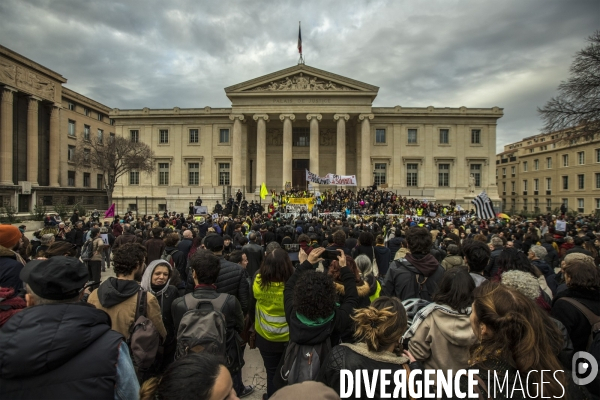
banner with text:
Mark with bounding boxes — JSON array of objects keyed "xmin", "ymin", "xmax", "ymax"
[{"xmin": 305, "ymin": 170, "xmax": 357, "ymax": 186}]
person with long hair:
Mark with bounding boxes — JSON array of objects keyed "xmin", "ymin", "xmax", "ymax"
[
  {"xmin": 318, "ymin": 296, "xmax": 421, "ymax": 399},
  {"xmin": 451, "ymin": 281, "xmax": 586, "ymax": 400},
  {"xmin": 404, "ymin": 268, "xmax": 476, "ymax": 386},
  {"xmin": 249, "ymin": 248, "xmax": 295, "ymax": 399},
  {"xmin": 139, "ymin": 353, "xmax": 239, "ymax": 400}
]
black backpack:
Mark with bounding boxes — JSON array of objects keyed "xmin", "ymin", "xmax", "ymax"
[
  {"xmin": 280, "ymin": 339, "xmax": 331, "ymax": 385},
  {"xmin": 395, "ymin": 259, "xmax": 434, "ymax": 301}
]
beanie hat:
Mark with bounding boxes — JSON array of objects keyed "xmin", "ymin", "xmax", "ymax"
[{"xmin": 0, "ymin": 225, "xmax": 22, "ymax": 249}]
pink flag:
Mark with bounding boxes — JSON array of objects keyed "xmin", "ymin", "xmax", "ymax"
[{"xmin": 104, "ymin": 203, "xmax": 115, "ymax": 218}]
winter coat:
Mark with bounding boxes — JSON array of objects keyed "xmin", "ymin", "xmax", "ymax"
[
  {"xmin": 145, "ymin": 237, "xmax": 166, "ymax": 264},
  {"xmin": 113, "ymin": 232, "xmax": 141, "ymax": 250},
  {"xmin": 373, "ymin": 245, "xmax": 392, "ymax": 277},
  {"xmin": 88, "ymin": 277, "xmax": 167, "ymax": 340},
  {"xmin": 0, "ymin": 246, "xmax": 23, "ymax": 292},
  {"xmin": 485, "ymin": 246, "xmax": 504, "ymax": 278},
  {"xmin": 0, "ymin": 287, "xmax": 26, "ymax": 328},
  {"xmin": 408, "ymin": 308, "xmax": 476, "ymax": 384},
  {"xmin": 0, "ymin": 302, "xmax": 123, "ymax": 399},
  {"xmin": 351, "ymin": 245, "xmax": 375, "ymax": 262},
  {"xmin": 530, "ymin": 258, "xmax": 558, "ymax": 295},
  {"xmin": 382, "ymin": 254, "xmax": 444, "ymax": 301},
  {"xmin": 441, "ymin": 254, "xmax": 465, "ymax": 270},
  {"xmin": 177, "ymin": 238, "xmax": 194, "ymax": 259},
  {"xmin": 164, "ymin": 246, "xmax": 187, "ymax": 284},
  {"xmin": 541, "ymin": 242, "xmax": 560, "ymax": 270},
  {"xmin": 318, "ymin": 342, "xmax": 423, "ymax": 400},
  {"xmin": 552, "ymin": 287, "xmax": 600, "ymax": 353},
  {"xmin": 242, "ymin": 241, "xmax": 264, "ymax": 279},
  {"xmin": 386, "ymin": 236, "xmax": 404, "ymax": 258}
]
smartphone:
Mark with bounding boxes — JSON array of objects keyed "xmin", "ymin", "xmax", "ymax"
[{"xmin": 321, "ymin": 250, "xmax": 340, "ymax": 260}]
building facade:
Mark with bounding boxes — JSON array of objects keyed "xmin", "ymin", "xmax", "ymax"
[
  {"xmin": 496, "ymin": 129, "xmax": 600, "ymax": 216},
  {"xmin": 110, "ymin": 64, "xmax": 503, "ymax": 214},
  {"xmin": 0, "ymin": 44, "xmax": 110, "ymax": 213}
]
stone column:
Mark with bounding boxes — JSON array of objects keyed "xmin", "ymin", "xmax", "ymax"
[
  {"xmin": 0, "ymin": 86, "xmax": 17, "ymax": 185},
  {"xmin": 229, "ymin": 114, "xmax": 245, "ymax": 189},
  {"xmin": 279, "ymin": 114, "xmax": 295, "ymax": 187},
  {"xmin": 49, "ymin": 104, "xmax": 61, "ymax": 187},
  {"xmin": 358, "ymin": 114, "xmax": 374, "ymax": 187},
  {"xmin": 253, "ymin": 114, "xmax": 269, "ymax": 193},
  {"xmin": 334, "ymin": 114, "xmax": 349, "ymax": 176},
  {"xmin": 306, "ymin": 114, "xmax": 321, "ymax": 175},
  {"xmin": 27, "ymin": 96, "xmax": 41, "ymax": 185}
]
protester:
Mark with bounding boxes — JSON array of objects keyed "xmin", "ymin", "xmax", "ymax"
[
  {"xmin": 461, "ymin": 239, "xmax": 490, "ymax": 287},
  {"xmin": 354, "ymin": 254, "xmax": 381, "ymax": 303},
  {"xmin": 0, "ymin": 225, "xmax": 24, "ymax": 291}
]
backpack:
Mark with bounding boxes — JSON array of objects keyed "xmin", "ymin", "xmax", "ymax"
[
  {"xmin": 395, "ymin": 259, "xmax": 433, "ymax": 301},
  {"xmin": 175, "ymin": 293, "xmax": 228, "ymax": 360},
  {"xmin": 280, "ymin": 339, "xmax": 331, "ymax": 385},
  {"xmin": 161, "ymin": 248, "xmax": 179, "ymax": 267},
  {"xmin": 80, "ymin": 239, "xmax": 94, "ymax": 262},
  {"xmin": 128, "ymin": 290, "xmax": 161, "ymax": 373}
]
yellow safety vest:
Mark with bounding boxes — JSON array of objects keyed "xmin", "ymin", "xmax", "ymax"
[
  {"xmin": 417, "ymin": 208, "xmax": 423, "ymax": 216},
  {"xmin": 369, "ymin": 281, "xmax": 381, "ymax": 303},
  {"xmin": 253, "ymin": 275, "xmax": 289, "ymax": 342}
]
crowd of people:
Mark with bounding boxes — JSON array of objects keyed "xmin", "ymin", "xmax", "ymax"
[{"xmin": 0, "ymin": 187, "xmax": 599, "ymax": 399}]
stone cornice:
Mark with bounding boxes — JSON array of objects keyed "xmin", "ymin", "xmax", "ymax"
[
  {"xmin": 0, "ymin": 44, "xmax": 67, "ymax": 83},
  {"xmin": 306, "ymin": 114, "xmax": 322, "ymax": 121},
  {"xmin": 62, "ymin": 87, "xmax": 112, "ymax": 113}
]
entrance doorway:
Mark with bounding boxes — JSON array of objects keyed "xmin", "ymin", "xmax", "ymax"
[
  {"xmin": 292, "ymin": 159, "xmax": 309, "ymax": 189},
  {"xmin": 18, "ymin": 195, "xmax": 30, "ymax": 213}
]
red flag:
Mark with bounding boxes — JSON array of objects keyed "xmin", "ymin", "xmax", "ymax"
[
  {"xmin": 298, "ymin": 22, "xmax": 302, "ymax": 54},
  {"xmin": 104, "ymin": 203, "xmax": 115, "ymax": 218}
]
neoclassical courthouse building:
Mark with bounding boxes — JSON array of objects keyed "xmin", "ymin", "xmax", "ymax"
[{"xmin": 1, "ymin": 44, "xmax": 503, "ymax": 214}]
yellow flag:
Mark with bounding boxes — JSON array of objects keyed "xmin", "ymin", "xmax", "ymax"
[{"xmin": 260, "ymin": 182, "xmax": 268, "ymax": 199}]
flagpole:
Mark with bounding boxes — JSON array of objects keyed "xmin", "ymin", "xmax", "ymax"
[{"xmin": 298, "ymin": 21, "xmax": 305, "ymax": 65}]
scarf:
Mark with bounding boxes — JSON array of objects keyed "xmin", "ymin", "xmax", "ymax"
[
  {"xmin": 140, "ymin": 259, "xmax": 173, "ymax": 298},
  {"xmin": 402, "ymin": 302, "xmax": 471, "ymax": 341}
]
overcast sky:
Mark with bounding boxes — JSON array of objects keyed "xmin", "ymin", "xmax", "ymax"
[{"xmin": 0, "ymin": 0, "xmax": 597, "ymax": 152}]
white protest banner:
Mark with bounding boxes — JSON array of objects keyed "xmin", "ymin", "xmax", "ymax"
[
  {"xmin": 325, "ymin": 173, "xmax": 357, "ymax": 186},
  {"xmin": 305, "ymin": 169, "xmax": 331, "ymax": 185}
]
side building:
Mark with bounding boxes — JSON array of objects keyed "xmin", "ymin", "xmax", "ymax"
[
  {"xmin": 496, "ymin": 128, "xmax": 600, "ymax": 216},
  {"xmin": 0, "ymin": 44, "xmax": 110, "ymax": 214}
]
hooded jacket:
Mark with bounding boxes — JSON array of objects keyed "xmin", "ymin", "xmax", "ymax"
[
  {"xmin": 88, "ymin": 277, "xmax": 167, "ymax": 340},
  {"xmin": 552, "ymin": 286, "xmax": 600, "ymax": 353},
  {"xmin": 0, "ymin": 245, "xmax": 23, "ymax": 292},
  {"xmin": 441, "ymin": 254, "xmax": 464, "ymax": 270},
  {"xmin": 382, "ymin": 253, "xmax": 444, "ymax": 301},
  {"xmin": 373, "ymin": 245, "xmax": 392, "ymax": 277},
  {"xmin": 0, "ymin": 302, "xmax": 124, "ymax": 399}
]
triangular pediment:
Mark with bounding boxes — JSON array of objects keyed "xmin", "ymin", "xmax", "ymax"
[{"xmin": 224, "ymin": 64, "xmax": 379, "ymax": 94}]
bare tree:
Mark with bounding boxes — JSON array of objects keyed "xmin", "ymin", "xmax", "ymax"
[
  {"xmin": 538, "ymin": 31, "xmax": 600, "ymax": 137},
  {"xmin": 73, "ymin": 136, "xmax": 154, "ymax": 206}
]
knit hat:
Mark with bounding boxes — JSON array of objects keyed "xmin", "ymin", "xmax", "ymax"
[{"xmin": 0, "ymin": 225, "xmax": 22, "ymax": 249}]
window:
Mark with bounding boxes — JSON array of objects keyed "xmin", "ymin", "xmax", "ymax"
[
  {"xmin": 188, "ymin": 163, "xmax": 199, "ymax": 185},
  {"xmin": 130, "ymin": 170, "xmax": 139, "ymax": 185},
  {"xmin": 534, "ymin": 159, "xmax": 539, "ymax": 170},
  {"xmin": 562, "ymin": 176, "xmax": 569, "ymax": 190},
  {"xmin": 534, "ymin": 178, "xmax": 539, "ymax": 191},
  {"xmin": 438, "ymin": 163, "xmax": 449, "ymax": 187},
  {"xmin": 84, "ymin": 125, "xmax": 90, "ymax": 141},
  {"xmin": 97, "ymin": 113, "xmax": 103, "ymax": 122},
  {"xmin": 596, "ymin": 173, "xmax": 600, "ymax": 189},
  {"xmin": 373, "ymin": 163, "xmax": 386, "ymax": 185},
  {"xmin": 578, "ymin": 151, "xmax": 585, "ymax": 165},
  {"xmin": 110, "ymin": 119, "xmax": 115, "ymax": 126},
  {"xmin": 407, "ymin": 164, "xmax": 418, "ymax": 186},
  {"xmin": 596, "ymin": 149, "xmax": 600, "ymax": 163},
  {"xmin": 470, "ymin": 164, "xmax": 482, "ymax": 187},
  {"xmin": 562, "ymin": 154, "xmax": 568, "ymax": 167},
  {"xmin": 546, "ymin": 178, "xmax": 552, "ymax": 191},
  {"xmin": 547, "ymin": 198, "xmax": 552, "ymax": 211},
  {"xmin": 68, "ymin": 171, "xmax": 75, "ymax": 187},
  {"xmin": 109, "ymin": 133, "xmax": 115, "ymax": 144},
  {"xmin": 83, "ymin": 149, "xmax": 90, "ymax": 164},
  {"xmin": 523, "ymin": 199, "xmax": 528, "ymax": 211},
  {"xmin": 523, "ymin": 180, "xmax": 528, "ymax": 192},
  {"xmin": 578, "ymin": 199, "xmax": 584, "ymax": 213},
  {"xmin": 439, "ymin": 129, "xmax": 449, "ymax": 144},
  {"xmin": 534, "ymin": 198, "xmax": 539, "ymax": 212},
  {"xmin": 471, "ymin": 129, "xmax": 481, "ymax": 144},
  {"xmin": 563, "ymin": 198, "xmax": 569, "ymax": 209},
  {"xmin": 218, "ymin": 163, "xmax": 230, "ymax": 185},
  {"xmin": 189, "ymin": 129, "xmax": 199, "ymax": 144},
  {"xmin": 219, "ymin": 129, "xmax": 230, "ymax": 144},
  {"xmin": 68, "ymin": 145, "xmax": 75, "ymax": 161},
  {"xmin": 511, "ymin": 166, "xmax": 515, "ymax": 175},
  {"xmin": 375, "ymin": 129, "xmax": 386, "ymax": 144},
  {"xmin": 502, "ymin": 182, "xmax": 506, "ymax": 193},
  {"xmin": 407, "ymin": 129, "xmax": 417, "ymax": 144},
  {"xmin": 68, "ymin": 102, "xmax": 75, "ymax": 111},
  {"xmin": 84, "ymin": 108, "xmax": 90, "ymax": 117},
  {"xmin": 159, "ymin": 129, "xmax": 169, "ymax": 144},
  {"xmin": 578, "ymin": 174, "xmax": 585, "ymax": 189},
  {"xmin": 523, "ymin": 161, "xmax": 528, "ymax": 172},
  {"xmin": 83, "ymin": 173, "xmax": 90, "ymax": 188},
  {"xmin": 547, "ymin": 157, "xmax": 552, "ymax": 169},
  {"xmin": 97, "ymin": 129, "xmax": 103, "ymax": 144},
  {"xmin": 530, "ymin": 148, "xmax": 534, "ymax": 153},
  {"xmin": 511, "ymin": 181, "xmax": 516, "ymax": 192},
  {"xmin": 502, "ymin": 168, "xmax": 506, "ymax": 177},
  {"xmin": 130, "ymin": 130, "xmax": 139, "ymax": 143},
  {"xmin": 292, "ymin": 127, "xmax": 310, "ymax": 147},
  {"xmin": 158, "ymin": 163, "xmax": 169, "ymax": 185},
  {"xmin": 68, "ymin": 120, "xmax": 76, "ymax": 136},
  {"xmin": 97, "ymin": 174, "xmax": 103, "ymax": 189}
]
